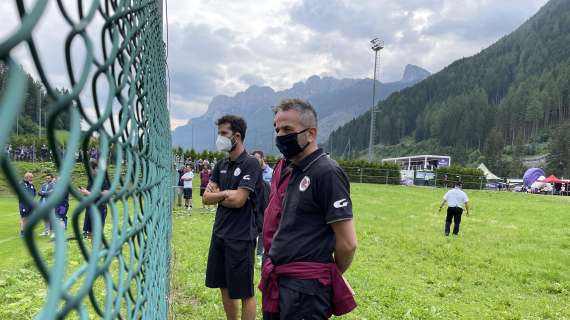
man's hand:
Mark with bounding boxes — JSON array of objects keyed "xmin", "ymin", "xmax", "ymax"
[
  {"xmin": 220, "ymin": 188, "xmax": 251, "ymax": 209},
  {"xmin": 79, "ymin": 187, "xmax": 90, "ymax": 196},
  {"xmin": 203, "ymin": 182, "xmax": 225, "ymax": 205},
  {"xmin": 331, "ymin": 219, "xmax": 357, "ymax": 274},
  {"xmin": 205, "ymin": 181, "xmax": 219, "ymax": 193},
  {"xmin": 439, "ymin": 200, "xmax": 446, "ymax": 213}
]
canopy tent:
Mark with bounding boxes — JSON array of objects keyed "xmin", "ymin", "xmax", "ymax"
[
  {"xmin": 523, "ymin": 168, "xmax": 545, "ymax": 187},
  {"xmin": 477, "ymin": 163, "xmax": 502, "ymax": 182},
  {"xmin": 539, "ymin": 175, "xmax": 570, "ymax": 184}
]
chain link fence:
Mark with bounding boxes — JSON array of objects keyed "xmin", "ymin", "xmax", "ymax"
[
  {"xmin": 342, "ymin": 167, "xmax": 401, "ymax": 185},
  {"xmin": 266, "ymin": 161, "xmax": 493, "ymax": 189},
  {"xmin": 0, "ymin": 0, "xmax": 171, "ymax": 319},
  {"xmin": 341, "ymin": 167, "xmax": 491, "ymax": 190}
]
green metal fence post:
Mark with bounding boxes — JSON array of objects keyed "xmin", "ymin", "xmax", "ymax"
[{"xmin": 0, "ymin": 0, "xmax": 171, "ymax": 318}]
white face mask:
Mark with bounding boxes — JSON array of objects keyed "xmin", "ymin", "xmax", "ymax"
[{"xmin": 216, "ymin": 135, "xmax": 233, "ymax": 152}]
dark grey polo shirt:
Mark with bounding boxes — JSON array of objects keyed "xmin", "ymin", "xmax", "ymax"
[
  {"xmin": 269, "ymin": 148, "xmax": 353, "ymax": 265},
  {"xmin": 211, "ymin": 150, "xmax": 261, "ymax": 241}
]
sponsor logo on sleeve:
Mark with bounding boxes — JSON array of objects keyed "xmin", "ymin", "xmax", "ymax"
[{"xmin": 333, "ymin": 198, "xmax": 349, "ymax": 209}]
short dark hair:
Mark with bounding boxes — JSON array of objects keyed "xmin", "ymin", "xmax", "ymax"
[
  {"xmin": 273, "ymin": 99, "xmax": 318, "ymax": 127},
  {"xmin": 252, "ymin": 150, "xmax": 264, "ymax": 159},
  {"xmin": 215, "ymin": 115, "xmax": 247, "ymax": 141},
  {"xmin": 46, "ymin": 173, "xmax": 54, "ymax": 178}
]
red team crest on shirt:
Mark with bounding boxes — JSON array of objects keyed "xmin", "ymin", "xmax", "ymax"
[{"xmin": 299, "ymin": 176, "xmax": 311, "ymax": 192}]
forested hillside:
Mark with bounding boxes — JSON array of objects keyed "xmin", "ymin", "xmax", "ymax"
[
  {"xmin": 328, "ymin": 0, "xmax": 570, "ymax": 177},
  {"xmin": 0, "ymin": 62, "xmax": 70, "ymax": 134}
]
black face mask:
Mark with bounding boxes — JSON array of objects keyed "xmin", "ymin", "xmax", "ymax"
[{"xmin": 275, "ymin": 128, "xmax": 310, "ymax": 159}]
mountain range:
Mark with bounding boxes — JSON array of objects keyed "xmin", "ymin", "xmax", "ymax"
[{"xmin": 172, "ymin": 64, "xmax": 431, "ymax": 152}]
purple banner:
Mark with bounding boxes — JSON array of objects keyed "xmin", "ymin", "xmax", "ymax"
[{"xmin": 437, "ymin": 158, "xmax": 450, "ymax": 167}]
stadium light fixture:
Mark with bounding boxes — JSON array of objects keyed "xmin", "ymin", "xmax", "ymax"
[{"xmin": 368, "ymin": 38, "xmax": 384, "ymax": 162}]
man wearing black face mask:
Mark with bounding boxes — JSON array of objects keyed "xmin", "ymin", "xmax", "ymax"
[
  {"xmin": 203, "ymin": 114, "xmax": 262, "ymax": 320},
  {"xmin": 259, "ymin": 99, "xmax": 357, "ymax": 319}
]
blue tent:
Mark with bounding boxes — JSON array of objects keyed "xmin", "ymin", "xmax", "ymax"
[{"xmin": 523, "ymin": 168, "xmax": 545, "ymax": 187}]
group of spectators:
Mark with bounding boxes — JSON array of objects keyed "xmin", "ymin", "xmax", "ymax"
[
  {"xmin": 5, "ymin": 144, "xmax": 52, "ymax": 161},
  {"xmin": 173, "ymin": 155, "xmax": 217, "ymax": 171},
  {"xmin": 17, "ymin": 172, "xmax": 69, "ymax": 238},
  {"xmin": 522, "ymin": 182, "xmax": 569, "ymax": 195},
  {"xmin": 17, "ymin": 159, "xmax": 108, "ymax": 240},
  {"xmin": 195, "ymin": 99, "xmax": 357, "ymax": 320},
  {"xmin": 174, "ymin": 156, "xmax": 212, "ymax": 210},
  {"xmin": 5, "ymin": 144, "xmax": 100, "ymax": 163},
  {"xmin": 13, "ymin": 99, "xmax": 360, "ymax": 319},
  {"xmin": 11, "ymin": 98, "xmax": 474, "ymax": 319}
]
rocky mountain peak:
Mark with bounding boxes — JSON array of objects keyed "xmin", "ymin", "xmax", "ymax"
[{"xmin": 401, "ymin": 64, "xmax": 431, "ymax": 83}]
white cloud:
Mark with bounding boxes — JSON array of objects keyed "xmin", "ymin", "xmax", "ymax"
[
  {"xmin": 169, "ymin": 93, "xmax": 209, "ymax": 126},
  {"xmin": 1, "ymin": 0, "xmax": 549, "ymax": 130}
]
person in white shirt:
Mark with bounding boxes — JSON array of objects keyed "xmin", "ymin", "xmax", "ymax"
[
  {"xmin": 438, "ymin": 181, "xmax": 470, "ymax": 236},
  {"xmin": 181, "ymin": 166, "xmax": 194, "ymax": 211}
]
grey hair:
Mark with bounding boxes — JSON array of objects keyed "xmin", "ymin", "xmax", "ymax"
[{"xmin": 272, "ymin": 99, "xmax": 318, "ymax": 128}]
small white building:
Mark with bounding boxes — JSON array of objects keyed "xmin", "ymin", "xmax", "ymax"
[{"xmin": 382, "ymin": 155, "xmax": 451, "ymax": 171}]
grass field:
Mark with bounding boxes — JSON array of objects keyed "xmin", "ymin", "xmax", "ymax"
[{"xmin": 1, "ymin": 183, "xmax": 569, "ymax": 319}]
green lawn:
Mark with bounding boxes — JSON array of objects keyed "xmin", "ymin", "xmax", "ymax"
[
  {"xmin": 170, "ymin": 184, "xmax": 570, "ymax": 319},
  {"xmin": 1, "ymin": 184, "xmax": 570, "ymax": 319}
]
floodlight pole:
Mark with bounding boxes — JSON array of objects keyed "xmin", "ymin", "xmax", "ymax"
[
  {"xmin": 368, "ymin": 38, "xmax": 384, "ymax": 162},
  {"xmin": 38, "ymin": 88, "xmax": 42, "ymax": 139}
]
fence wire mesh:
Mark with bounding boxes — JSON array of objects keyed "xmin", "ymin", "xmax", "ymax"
[{"xmin": 0, "ymin": 0, "xmax": 171, "ymax": 319}]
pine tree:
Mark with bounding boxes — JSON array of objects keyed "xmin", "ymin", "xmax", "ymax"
[{"xmin": 546, "ymin": 122, "xmax": 570, "ymax": 177}]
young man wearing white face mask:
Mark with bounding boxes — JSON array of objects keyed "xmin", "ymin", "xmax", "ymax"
[{"xmin": 203, "ymin": 114, "xmax": 262, "ymax": 320}]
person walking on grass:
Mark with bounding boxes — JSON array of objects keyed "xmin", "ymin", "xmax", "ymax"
[
  {"xmin": 203, "ymin": 115, "xmax": 262, "ymax": 320},
  {"xmin": 18, "ymin": 172, "xmax": 36, "ymax": 238},
  {"xmin": 38, "ymin": 173, "xmax": 56, "ymax": 236},
  {"xmin": 181, "ymin": 165, "xmax": 194, "ymax": 211},
  {"xmin": 439, "ymin": 181, "xmax": 470, "ymax": 236},
  {"xmin": 260, "ymin": 99, "xmax": 357, "ymax": 320}
]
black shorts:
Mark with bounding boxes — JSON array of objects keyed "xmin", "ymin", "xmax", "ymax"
[
  {"xmin": 263, "ymin": 277, "xmax": 332, "ymax": 320},
  {"xmin": 183, "ymin": 188, "xmax": 192, "ymax": 199},
  {"xmin": 200, "ymin": 188, "xmax": 206, "ymax": 196},
  {"xmin": 205, "ymin": 235, "xmax": 255, "ymax": 299}
]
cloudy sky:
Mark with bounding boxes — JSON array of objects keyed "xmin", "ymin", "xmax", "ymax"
[{"xmin": 1, "ymin": 0, "xmax": 549, "ymax": 129}]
